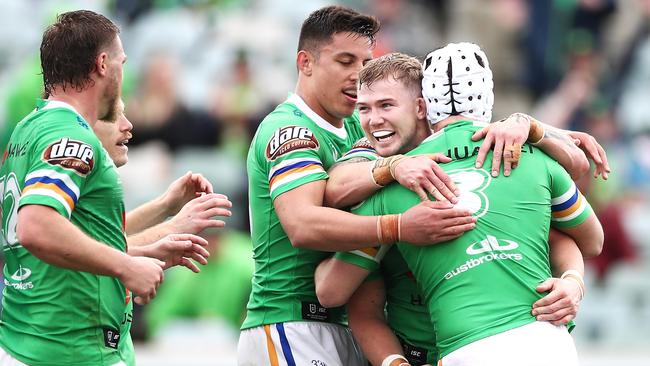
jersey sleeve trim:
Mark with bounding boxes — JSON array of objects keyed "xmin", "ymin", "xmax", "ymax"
[
  {"xmin": 551, "ymin": 181, "xmax": 587, "ymax": 222},
  {"xmin": 337, "ymin": 148, "xmax": 380, "ymax": 163},
  {"xmin": 20, "ymin": 169, "xmax": 81, "ymax": 217},
  {"xmin": 268, "ymin": 158, "xmax": 325, "ymax": 195},
  {"xmin": 334, "ymin": 245, "xmax": 391, "ymax": 271}
]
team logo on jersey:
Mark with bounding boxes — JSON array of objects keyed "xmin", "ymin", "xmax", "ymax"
[
  {"xmin": 444, "ymin": 235, "xmax": 522, "ymax": 280},
  {"xmin": 10, "ymin": 266, "xmax": 32, "ymax": 281},
  {"xmin": 42, "ymin": 138, "xmax": 94, "ymax": 175},
  {"xmin": 266, "ymin": 126, "xmax": 319, "ymax": 160},
  {"xmin": 4, "ymin": 266, "xmax": 34, "ymax": 290}
]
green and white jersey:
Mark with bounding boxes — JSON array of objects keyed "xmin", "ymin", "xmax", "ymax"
[
  {"xmin": 334, "ymin": 147, "xmax": 437, "ymax": 365},
  {"xmin": 243, "ymin": 94, "xmax": 365, "ymax": 329},
  {"xmin": 0, "ymin": 100, "xmax": 127, "ymax": 365},
  {"xmin": 351, "ymin": 120, "xmax": 593, "ymax": 358}
]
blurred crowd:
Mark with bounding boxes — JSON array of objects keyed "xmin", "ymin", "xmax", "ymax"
[{"xmin": 0, "ymin": 0, "xmax": 649, "ymax": 353}]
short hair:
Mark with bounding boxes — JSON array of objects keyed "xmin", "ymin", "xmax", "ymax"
[
  {"xmin": 298, "ymin": 5, "xmax": 380, "ymax": 55},
  {"xmin": 359, "ymin": 52, "xmax": 423, "ymax": 94},
  {"xmin": 41, "ymin": 10, "xmax": 120, "ymax": 96}
]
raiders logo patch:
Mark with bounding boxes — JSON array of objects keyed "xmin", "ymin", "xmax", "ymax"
[
  {"xmin": 351, "ymin": 137, "xmax": 374, "ymax": 150},
  {"xmin": 43, "ymin": 138, "xmax": 94, "ymax": 175},
  {"xmin": 266, "ymin": 126, "xmax": 319, "ymax": 160}
]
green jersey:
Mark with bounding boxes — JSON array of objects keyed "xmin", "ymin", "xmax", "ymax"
[
  {"xmin": 243, "ymin": 94, "xmax": 365, "ymax": 329},
  {"xmin": 0, "ymin": 100, "xmax": 128, "ymax": 365},
  {"xmin": 352, "ymin": 120, "xmax": 593, "ymax": 357},
  {"xmin": 335, "ymin": 143, "xmax": 437, "ymax": 365}
]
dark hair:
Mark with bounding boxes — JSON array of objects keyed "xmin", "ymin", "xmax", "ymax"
[
  {"xmin": 359, "ymin": 52, "xmax": 423, "ymax": 94},
  {"xmin": 298, "ymin": 5, "xmax": 380, "ymax": 55},
  {"xmin": 41, "ymin": 10, "xmax": 120, "ymax": 96}
]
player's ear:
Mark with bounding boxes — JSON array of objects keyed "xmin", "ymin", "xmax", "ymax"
[
  {"xmin": 297, "ymin": 50, "xmax": 314, "ymax": 76},
  {"xmin": 95, "ymin": 52, "xmax": 109, "ymax": 77},
  {"xmin": 415, "ymin": 97, "xmax": 427, "ymax": 120}
]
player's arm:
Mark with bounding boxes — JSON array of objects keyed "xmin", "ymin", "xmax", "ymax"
[
  {"xmin": 532, "ymin": 229, "xmax": 586, "ymax": 325},
  {"xmin": 274, "ymin": 180, "xmax": 475, "ymax": 251},
  {"xmin": 18, "ymin": 205, "xmax": 164, "ymax": 304},
  {"xmin": 549, "ymin": 166, "xmax": 604, "ymax": 258},
  {"xmin": 472, "ymin": 113, "xmax": 608, "ymax": 180},
  {"xmin": 348, "ymin": 278, "xmax": 410, "ymax": 366},
  {"xmin": 127, "ymin": 193, "xmax": 232, "ymax": 246},
  {"xmin": 325, "ymin": 154, "xmax": 457, "ymax": 208},
  {"xmin": 315, "ymin": 258, "xmax": 372, "ymax": 308},
  {"xmin": 126, "ymin": 171, "xmax": 214, "ymax": 235}
]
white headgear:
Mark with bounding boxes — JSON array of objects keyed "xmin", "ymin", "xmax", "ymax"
[{"xmin": 421, "ymin": 42, "xmax": 494, "ymax": 125}]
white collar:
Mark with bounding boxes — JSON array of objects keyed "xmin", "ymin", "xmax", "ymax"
[
  {"xmin": 287, "ymin": 93, "xmax": 348, "ymax": 139},
  {"xmin": 40, "ymin": 100, "xmax": 81, "ymax": 116}
]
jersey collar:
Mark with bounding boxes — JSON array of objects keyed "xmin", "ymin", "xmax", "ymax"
[
  {"xmin": 39, "ymin": 99, "xmax": 81, "ymax": 115},
  {"xmin": 287, "ymin": 93, "xmax": 348, "ymax": 139}
]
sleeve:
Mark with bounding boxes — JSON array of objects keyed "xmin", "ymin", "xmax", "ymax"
[
  {"xmin": 334, "ymin": 245, "xmax": 392, "ymax": 272},
  {"xmin": 548, "ymin": 161, "xmax": 593, "ymax": 228},
  {"xmin": 261, "ymin": 123, "xmax": 329, "ymax": 200},
  {"xmin": 334, "ymin": 192, "xmax": 388, "ymax": 271},
  {"xmin": 336, "ymin": 137, "xmax": 380, "ymax": 164},
  {"xmin": 18, "ymin": 118, "xmax": 100, "ymax": 219}
]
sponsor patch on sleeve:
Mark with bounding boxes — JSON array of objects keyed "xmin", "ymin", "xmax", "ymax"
[
  {"xmin": 42, "ymin": 138, "xmax": 94, "ymax": 175},
  {"xmin": 265, "ymin": 125, "xmax": 319, "ymax": 160}
]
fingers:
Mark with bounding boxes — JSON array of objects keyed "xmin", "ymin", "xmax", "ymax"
[
  {"xmin": 438, "ymin": 221, "xmax": 476, "ymax": 238},
  {"xmin": 180, "ymin": 257, "xmax": 201, "ymax": 273},
  {"xmin": 169, "ymin": 234, "xmax": 209, "ymax": 247},
  {"xmin": 471, "ymin": 126, "xmax": 489, "ymax": 142},
  {"xmin": 534, "ymin": 304, "xmax": 577, "ymax": 323},
  {"xmin": 190, "ymin": 173, "xmax": 214, "ymax": 194},
  {"xmin": 186, "ymin": 250, "xmax": 209, "ymax": 265},
  {"xmin": 134, "ymin": 295, "xmax": 148, "ymax": 306},
  {"xmin": 411, "ymin": 183, "xmax": 430, "ymax": 202},
  {"xmin": 535, "ymin": 279, "xmax": 554, "ymax": 294},
  {"xmin": 427, "ymin": 164, "xmax": 458, "ymax": 202},
  {"xmin": 491, "ymin": 137, "xmax": 504, "ymax": 177},
  {"xmin": 425, "ymin": 153, "xmax": 452, "ymax": 164},
  {"xmin": 475, "ymin": 133, "xmax": 493, "ymax": 168}
]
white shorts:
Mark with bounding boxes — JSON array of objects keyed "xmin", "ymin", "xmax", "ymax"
[
  {"xmin": 0, "ymin": 348, "xmax": 27, "ymax": 366},
  {"xmin": 0, "ymin": 347, "xmax": 126, "ymax": 366},
  {"xmin": 439, "ymin": 321, "xmax": 578, "ymax": 366},
  {"xmin": 238, "ymin": 321, "xmax": 366, "ymax": 366}
]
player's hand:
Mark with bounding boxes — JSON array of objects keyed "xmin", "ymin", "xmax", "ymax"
[
  {"xmin": 400, "ymin": 201, "xmax": 476, "ymax": 245},
  {"xmin": 119, "ymin": 256, "xmax": 165, "ymax": 305},
  {"xmin": 472, "ymin": 113, "xmax": 530, "ymax": 177},
  {"xmin": 167, "ymin": 193, "xmax": 232, "ymax": 234},
  {"xmin": 160, "ymin": 171, "xmax": 214, "ymax": 216},
  {"xmin": 142, "ymin": 233, "xmax": 210, "ymax": 273},
  {"xmin": 566, "ymin": 131, "xmax": 610, "ymax": 180},
  {"xmin": 393, "ymin": 154, "xmax": 459, "ymax": 203},
  {"xmin": 531, "ymin": 277, "xmax": 582, "ymax": 325}
]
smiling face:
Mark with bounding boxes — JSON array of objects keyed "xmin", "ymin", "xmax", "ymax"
[
  {"xmin": 301, "ymin": 32, "xmax": 374, "ymax": 125},
  {"xmin": 95, "ymin": 101, "xmax": 133, "ymax": 167},
  {"xmin": 358, "ymin": 76, "xmax": 430, "ymax": 157}
]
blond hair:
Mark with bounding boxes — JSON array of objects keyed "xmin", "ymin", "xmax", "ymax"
[{"xmin": 359, "ymin": 52, "xmax": 422, "ymax": 94}]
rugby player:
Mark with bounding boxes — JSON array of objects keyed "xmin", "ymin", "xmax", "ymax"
[
  {"xmin": 238, "ymin": 6, "xmax": 479, "ymax": 365},
  {"xmin": 94, "ymin": 101, "xmax": 233, "ymax": 366},
  {"xmin": 0, "ymin": 10, "xmax": 166, "ymax": 365},
  {"xmin": 345, "ymin": 43, "xmax": 603, "ymax": 366},
  {"xmin": 316, "ymin": 51, "xmax": 605, "ymax": 365}
]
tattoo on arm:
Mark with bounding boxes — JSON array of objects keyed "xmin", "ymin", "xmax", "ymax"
[
  {"xmin": 545, "ymin": 129, "xmax": 580, "ymax": 150},
  {"xmin": 329, "ymin": 157, "xmax": 372, "ymax": 171}
]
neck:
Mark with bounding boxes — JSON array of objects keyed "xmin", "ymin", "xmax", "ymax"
[
  {"xmin": 48, "ymin": 86, "xmax": 100, "ymax": 127},
  {"xmin": 432, "ymin": 115, "xmax": 469, "ymax": 133},
  {"xmin": 294, "ymin": 79, "xmax": 344, "ymax": 128}
]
